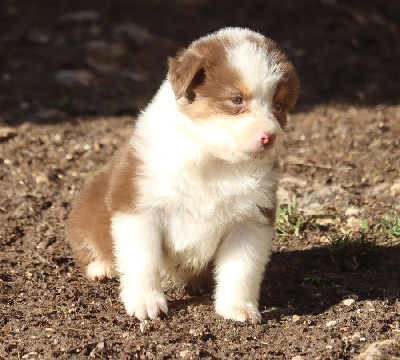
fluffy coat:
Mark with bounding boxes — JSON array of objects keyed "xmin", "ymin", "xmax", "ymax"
[{"xmin": 67, "ymin": 27, "xmax": 299, "ymax": 324}]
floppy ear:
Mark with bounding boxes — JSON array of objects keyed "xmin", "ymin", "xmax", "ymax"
[
  {"xmin": 168, "ymin": 50, "xmax": 206, "ymax": 101},
  {"xmin": 275, "ymin": 67, "xmax": 300, "ymax": 110}
]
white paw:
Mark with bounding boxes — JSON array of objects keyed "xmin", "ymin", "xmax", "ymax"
[
  {"xmin": 216, "ymin": 302, "xmax": 262, "ymax": 324},
  {"xmin": 121, "ymin": 287, "xmax": 168, "ymax": 321},
  {"xmin": 86, "ymin": 261, "xmax": 115, "ymax": 280}
]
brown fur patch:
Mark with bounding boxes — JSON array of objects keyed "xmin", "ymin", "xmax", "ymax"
[
  {"xmin": 66, "ymin": 165, "xmax": 114, "ymax": 270},
  {"xmin": 259, "ymin": 206, "xmax": 277, "ymax": 226},
  {"xmin": 275, "ymin": 68, "xmax": 300, "ymax": 110},
  {"xmin": 66, "ymin": 142, "xmax": 140, "ymax": 272},
  {"xmin": 105, "ymin": 144, "xmax": 141, "ymax": 213},
  {"xmin": 272, "ymin": 68, "xmax": 299, "ymax": 128},
  {"xmin": 168, "ymin": 52, "xmax": 206, "ymax": 100},
  {"xmin": 169, "ymin": 36, "xmax": 244, "ymax": 119}
]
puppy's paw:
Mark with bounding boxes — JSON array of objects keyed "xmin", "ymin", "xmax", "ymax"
[
  {"xmin": 216, "ymin": 302, "xmax": 262, "ymax": 324},
  {"xmin": 86, "ymin": 261, "xmax": 115, "ymax": 280},
  {"xmin": 121, "ymin": 288, "xmax": 168, "ymax": 320}
]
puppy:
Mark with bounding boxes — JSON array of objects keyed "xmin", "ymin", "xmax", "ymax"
[{"xmin": 67, "ymin": 27, "xmax": 299, "ymax": 324}]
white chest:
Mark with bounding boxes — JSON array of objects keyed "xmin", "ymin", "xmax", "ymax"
[
  {"xmin": 137, "ymin": 151, "xmax": 277, "ymax": 276},
  {"xmin": 162, "ymin": 208, "xmax": 225, "ymax": 276},
  {"xmin": 159, "ymin": 173, "xmax": 275, "ymax": 275}
]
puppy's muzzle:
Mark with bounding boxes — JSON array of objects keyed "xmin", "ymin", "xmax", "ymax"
[{"xmin": 258, "ymin": 131, "xmax": 276, "ymax": 150}]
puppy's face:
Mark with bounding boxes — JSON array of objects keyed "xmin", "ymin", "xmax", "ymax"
[{"xmin": 168, "ymin": 28, "xmax": 299, "ymax": 163}]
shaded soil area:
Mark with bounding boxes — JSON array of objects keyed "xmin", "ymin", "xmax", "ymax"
[{"xmin": 1, "ymin": 0, "xmax": 400, "ymax": 359}]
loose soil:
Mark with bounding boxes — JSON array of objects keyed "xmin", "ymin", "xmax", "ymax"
[{"xmin": 1, "ymin": 1, "xmax": 399, "ymax": 359}]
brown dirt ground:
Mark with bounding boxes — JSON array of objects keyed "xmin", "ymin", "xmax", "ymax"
[{"xmin": 1, "ymin": 0, "xmax": 400, "ymax": 359}]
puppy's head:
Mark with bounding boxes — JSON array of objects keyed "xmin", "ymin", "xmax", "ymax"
[{"xmin": 168, "ymin": 27, "xmax": 299, "ymax": 163}]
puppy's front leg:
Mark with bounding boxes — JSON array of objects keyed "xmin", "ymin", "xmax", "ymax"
[
  {"xmin": 112, "ymin": 212, "xmax": 167, "ymax": 320},
  {"xmin": 215, "ymin": 221, "xmax": 273, "ymax": 324}
]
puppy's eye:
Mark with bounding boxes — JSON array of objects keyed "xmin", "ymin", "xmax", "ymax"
[
  {"xmin": 275, "ymin": 101, "xmax": 284, "ymax": 112},
  {"xmin": 231, "ymin": 96, "xmax": 243, "ymax": 105}
]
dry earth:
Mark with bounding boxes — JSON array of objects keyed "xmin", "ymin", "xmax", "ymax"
[{"xmin": 1, "ymin": 0, "xmax": 400, "ymax": 359}]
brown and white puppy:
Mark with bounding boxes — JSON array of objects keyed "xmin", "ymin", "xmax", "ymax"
[{"xmin": 67, "ymin": 27, "xmax": 299, "ymax": 324}]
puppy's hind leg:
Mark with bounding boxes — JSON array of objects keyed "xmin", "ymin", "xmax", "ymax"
[
  {"xmin": 66, "ymin": 168, "xmax": 116, "ymax": 281},
  {"xmin": 66, "ymin": 216, "xmax": 116, "ymax": 281}
]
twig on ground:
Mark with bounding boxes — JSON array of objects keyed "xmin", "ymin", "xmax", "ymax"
[
  {"xmin": 35, "ymin": 252, "xmax": 51, "ymax": 265},
  {"xmin": 287, "ymin": 162, "xmax": 352, "ymax": 172}
]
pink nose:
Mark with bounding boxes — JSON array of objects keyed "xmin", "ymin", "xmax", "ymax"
[{"xmin": 259, "ymin": 132, "xmax": 276, "ymax": 147}]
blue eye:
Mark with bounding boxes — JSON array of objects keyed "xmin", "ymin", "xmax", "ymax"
[
  {"xmin": 231, "ymin": 96, "xmax": 243, "ymax": 105},
  {"xmin": 275, "ymin": 101, "xmax": 284, "ymax": 112}
]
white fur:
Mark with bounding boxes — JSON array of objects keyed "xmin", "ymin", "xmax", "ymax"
[
  {"xmin": 86, "ymin": 260, "xmax": 114, "ymax": 280},
  {"xmin": 228, "ymin": 36, "xmax": 284, "ymax": 100},
  {"xmin": 110, "ymin": 28, "xmax": 288, "ymax": 323},
  {"xmin": 215, "ymin": 221, "xmax": 274, "ymax": 324},
  {"xmin": 119, "ymin": 80, "xmax": 279, "ymax": 321},
  {"xmin": 112, "ymin": 212, "xmax": 167, "ymax": 320}
]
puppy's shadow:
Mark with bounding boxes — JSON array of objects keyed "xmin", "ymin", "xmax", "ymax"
[
  {"xmin": 260, "ymin": 245, "xmax": 400, "ymax": 319},
  {"xmin": 85, "ymin": 245, "xmax": 399, "ymax": 321}
]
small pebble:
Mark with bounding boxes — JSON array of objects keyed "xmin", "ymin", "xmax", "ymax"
[
  {"xmin": 292, "ymin": 315, "xmax": 301, "ymax": 323},
  {"xmin": 345, "ymin": 207, "xmax": 361, "ymax": 216},
  {"xmin": 351, "ymin": 331, "xmax": 366, "ymax": 343},
  {"xmin": 22, "ymin": 352, "xmax": 38, "ymax": 359},
  {"xmin": 0, "ymin": 127, "xmax": 17, "ymax": 140},
  {"xmin": 342, "ymin": 299, "xmax": 355, "ymax": 306},
  {"xmin": 54, "ymin": 69, "xmax": 94, "ymax": 86},
  {"xmin": 390, "ymin": 182, "xmax": 400, "ymax": 196},
  {"xmin": 179, "ymin": 349, "xmax": 192, "ymax": 358},
  {"xmin": 139, "ymin": 320, "xmax": 149, "ymax": 333}
]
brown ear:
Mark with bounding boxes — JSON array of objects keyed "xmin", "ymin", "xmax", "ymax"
[
  {"xmin": 168, "ymin": 50, "xmax": 206, "ymax": 101},
  {"xmin": 275, "ymin": 67, "xmax": 300, "ymax": 110}
]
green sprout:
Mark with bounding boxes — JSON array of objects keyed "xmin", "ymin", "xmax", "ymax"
[{"xmin": 276, "ymin": 194, "xmax": 309, "ymax": 239}]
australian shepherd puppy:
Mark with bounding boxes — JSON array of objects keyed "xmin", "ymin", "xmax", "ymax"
[{"xmin": 67, "ymin": 27, "xmax": 299, "ymax": 324}]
